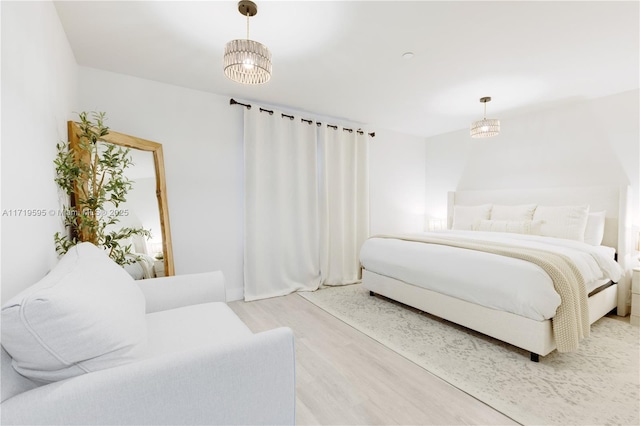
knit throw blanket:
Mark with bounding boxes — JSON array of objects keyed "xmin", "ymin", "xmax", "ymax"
[{"xmin": 374, "ymin": 234, "xmax": 590, "ymax": 352}]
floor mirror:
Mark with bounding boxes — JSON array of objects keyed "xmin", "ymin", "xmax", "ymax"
[{"xmin": 67, "ymin": 121, "xmax": 175, "ymax": 277}]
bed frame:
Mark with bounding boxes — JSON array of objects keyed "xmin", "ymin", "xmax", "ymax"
[{"xmin": 363, "ymin": 186, "xmax": 632, "ymax": 361}]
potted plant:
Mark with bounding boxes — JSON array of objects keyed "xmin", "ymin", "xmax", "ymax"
[{"xmin": 54, "ymin": 111, "xmax": 150, "ymax": 265}]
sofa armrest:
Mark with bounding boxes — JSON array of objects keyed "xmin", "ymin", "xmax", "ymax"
[
  {"xmin": 136, "ymin": 271, "xmax": 227, "ymax": 313},
  {"xmin": 1, "ymin": 327, "xmax": 295, "ymax": 425}
]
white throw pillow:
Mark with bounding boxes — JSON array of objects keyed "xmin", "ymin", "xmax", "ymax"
[
  {"xmin": 451, "ymin": 204, "xmax": 492, "ymax": 230},
  {"xmin": 1, "ymin": 243, "xmax": 147, "ymax": 383},
  {"xmin": 490, "ymin": 204, "xmax": 537, "ymax": 221},
  {"xmin": 473, "ymin": 219, "xmax": 543, "ymax": 235},
  {"xmin": 583, "ymin": 211, "xmax": 606, "ymax": 246},
  {"xmin": 533, "ymin": 205, "xmax": 590, "ymax": 242}
]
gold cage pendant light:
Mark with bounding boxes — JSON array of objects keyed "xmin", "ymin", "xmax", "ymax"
[
  {"xmin": 470, "ymin": 97, "xmax": 500, "ymax": 138},
  {"xmin": 223, "ymin": 1, "xmax": 272, "ymax": 85}
]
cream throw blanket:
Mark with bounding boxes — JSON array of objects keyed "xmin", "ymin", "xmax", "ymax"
[{"xmin": 375, "ymin": 234, "xmax": 590, "ymax": 352}]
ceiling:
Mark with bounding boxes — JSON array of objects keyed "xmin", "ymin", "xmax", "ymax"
[{"xmin": 54, "ymin": 1, "xmax": 639, "ymax": 138}]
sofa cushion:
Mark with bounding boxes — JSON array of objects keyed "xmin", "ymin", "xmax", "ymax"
[
  {"xmin": 1, "ymin": 243, "xmax": 147, "ymax": 383},
  {"xmin": 142, "ymin": 302, "xmax": 252, "ymax": 358},
  {"xmin": 1, "ymin": 346, "xmax": 39, "ymax": 402}
]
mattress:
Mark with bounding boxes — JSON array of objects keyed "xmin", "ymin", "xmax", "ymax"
[{"xmin": 359, "ymin": 230, "xmax": 622, "ymax": 321}]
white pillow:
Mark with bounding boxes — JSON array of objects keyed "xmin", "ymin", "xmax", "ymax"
[
  {"xmin": 584, "ymin": 211, "xmax": 606, "ymax": 246},
  {"xmin": 1, "ymin": 243, "xmax": 147, "ymax": 383},
  {"xmin": 451, "ymin": 204, "xmax": 492, "ymax": 230},
  {"xmin": 473, "ymin": 219, "xmax": 543, "ymax": 235},
  {"xmin": 533, "ymin": 205, "xmax": 590, "ymax": 241},
  {"xmin": 491, "ymin": 204, "xmax": 537, "ymax": 221}
]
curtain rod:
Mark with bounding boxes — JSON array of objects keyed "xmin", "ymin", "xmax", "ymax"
[{"xmin": 230, "ymin": 98, "xmax": 375, "ymax": 138}]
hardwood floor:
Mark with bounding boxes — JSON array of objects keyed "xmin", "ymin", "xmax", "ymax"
[{"xmin": 229, "ymin": 293, "xmax": 518, "ymax": 425}]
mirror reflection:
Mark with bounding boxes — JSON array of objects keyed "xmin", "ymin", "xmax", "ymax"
[{"xmin": 100, "ymin": 146, "xmax": 166, "ymax": 279}]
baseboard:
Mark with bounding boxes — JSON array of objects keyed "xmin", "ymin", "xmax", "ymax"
[{"xmin": 226, "ymin": 286, "xmax": 244, "ymax": 302}]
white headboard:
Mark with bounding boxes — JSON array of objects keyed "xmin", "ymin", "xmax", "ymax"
[
  {"xmin": 447, "ymin": 186, "xmax": 629, "ymax": 251},
  {"xmin": 446, "ymin": 185, "xmax": 633, "ymax": 315}
]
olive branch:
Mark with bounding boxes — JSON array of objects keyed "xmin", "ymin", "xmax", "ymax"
[{"xmin": 54, "ymin": 111, "xmax": 151, "ymax": 265}]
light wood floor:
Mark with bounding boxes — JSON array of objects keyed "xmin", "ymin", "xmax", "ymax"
[{"xmin": 229, "ymin": 293, "xmax": 519, "ymax": 425}]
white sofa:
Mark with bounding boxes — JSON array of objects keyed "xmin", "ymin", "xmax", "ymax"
[{"xmin": 1, "ymin": 244, "xmax": 295, "ymax": 425}]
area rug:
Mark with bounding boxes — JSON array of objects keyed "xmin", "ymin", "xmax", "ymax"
[{"xmin": 299, "ymin": 284, "xmax": 640, "ymax": 425}]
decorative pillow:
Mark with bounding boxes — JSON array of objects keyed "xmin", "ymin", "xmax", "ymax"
[
  {"xmin": 473, "ymin": 219, "xmax": 543, "ymax": 235},
  {"xmin": 490, "ymin": 204, "xmax": 537, "ymax": 221},
  {"xmin": 583, "ymin": 211, "xmax": 606, "ymax": 246},
  {"xmin": 533, "ymin": 205, "xmax": 590, "ymax": 242},
  {"xmin": 1, "ymin": 243, "xmax": 147, "ymax": 383},
  {"xmin": 451, "ymin": 204, "xmax": 492, "ymax": 230}
]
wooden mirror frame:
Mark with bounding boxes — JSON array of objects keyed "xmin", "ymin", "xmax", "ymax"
[{"xmin": 67, "ymin": 121, "xmax": 175, "ymax": 276}]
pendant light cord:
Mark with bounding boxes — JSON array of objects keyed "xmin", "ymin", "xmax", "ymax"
[{"xmin": 246, "ymin": 12, "xmax": 250, "ymax": 40}]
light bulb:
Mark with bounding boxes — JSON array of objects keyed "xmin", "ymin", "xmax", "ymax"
[{"xmin": 243, "ymin": 59, "xmax": 255, "ymax": 70}]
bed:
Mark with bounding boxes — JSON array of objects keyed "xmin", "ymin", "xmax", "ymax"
[
  {"xmin": 361, "ymin": 186, "xmax": 633, "ymax": 361},
  {"xmin": 121, "ymin": 234, "xmax": 160, "ymax": 280},
  {"xmin": 123, "ymin": 252, "xmax": 158, "ymax": 280}
]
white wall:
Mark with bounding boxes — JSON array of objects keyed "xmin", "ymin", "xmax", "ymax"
[
  {"xmin": 425, "ymin": 90, "xmax": 640, "ymax": 225},
  {"xmin": 77, "ymin": 67, "xmax": 427, "ymax": 300},
  {"xmin": 126, "ymin": 177, "xmax": 163, "ymax": 254},
  {"xmin": 78, "ymin": 67, "xmax": 245, "ymax": 299},
  {"xmin": 1, "ymin": 1, "xmax": 78, "ymax": 301},
  {"xmin": 370, "ymin": 129, "xmax": 426, "ymax": 234}
]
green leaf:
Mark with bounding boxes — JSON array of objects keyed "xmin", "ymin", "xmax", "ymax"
[{"xmin": 53, "ymin": 111, "xmax": 152, "ymax": 267}]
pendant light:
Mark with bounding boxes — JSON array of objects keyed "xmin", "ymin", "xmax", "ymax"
[
  {"xmin": 223, "ymin": 1, "xmax": 272, "ymax": 85},
  {"xmin": 470, "ymin": 97, "xmax": 500, "ymax": 138}
]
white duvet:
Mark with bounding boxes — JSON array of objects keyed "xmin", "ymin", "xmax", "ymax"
[{"xmin": 359, "ymin": 230, "xmax": 623, "ymax": 321}]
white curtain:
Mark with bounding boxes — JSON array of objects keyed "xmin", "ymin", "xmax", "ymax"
[
  {"xmin": 243, "ymin": 108, "xmax": 322, "ymax": 301},
  {"xmin": 243, "ymin": 107, "xmax": 370, "ymax": 300},
  {"xmin": 319, "ymin": 127, "xmax": 369, "ymax": 285}
]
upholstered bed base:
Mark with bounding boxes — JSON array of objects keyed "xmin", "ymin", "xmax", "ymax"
[{"xmin": 363, "ymin": 269, "xmax": 618, "ymax": 360}]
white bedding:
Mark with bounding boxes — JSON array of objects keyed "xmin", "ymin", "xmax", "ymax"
[
  {"xmin": 123, "ymin": 253, "xmax": 157, "ymax": 280},
  {"xmin": 359, "ymin": 230, "xmax": 623, "ymax": 321}
]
